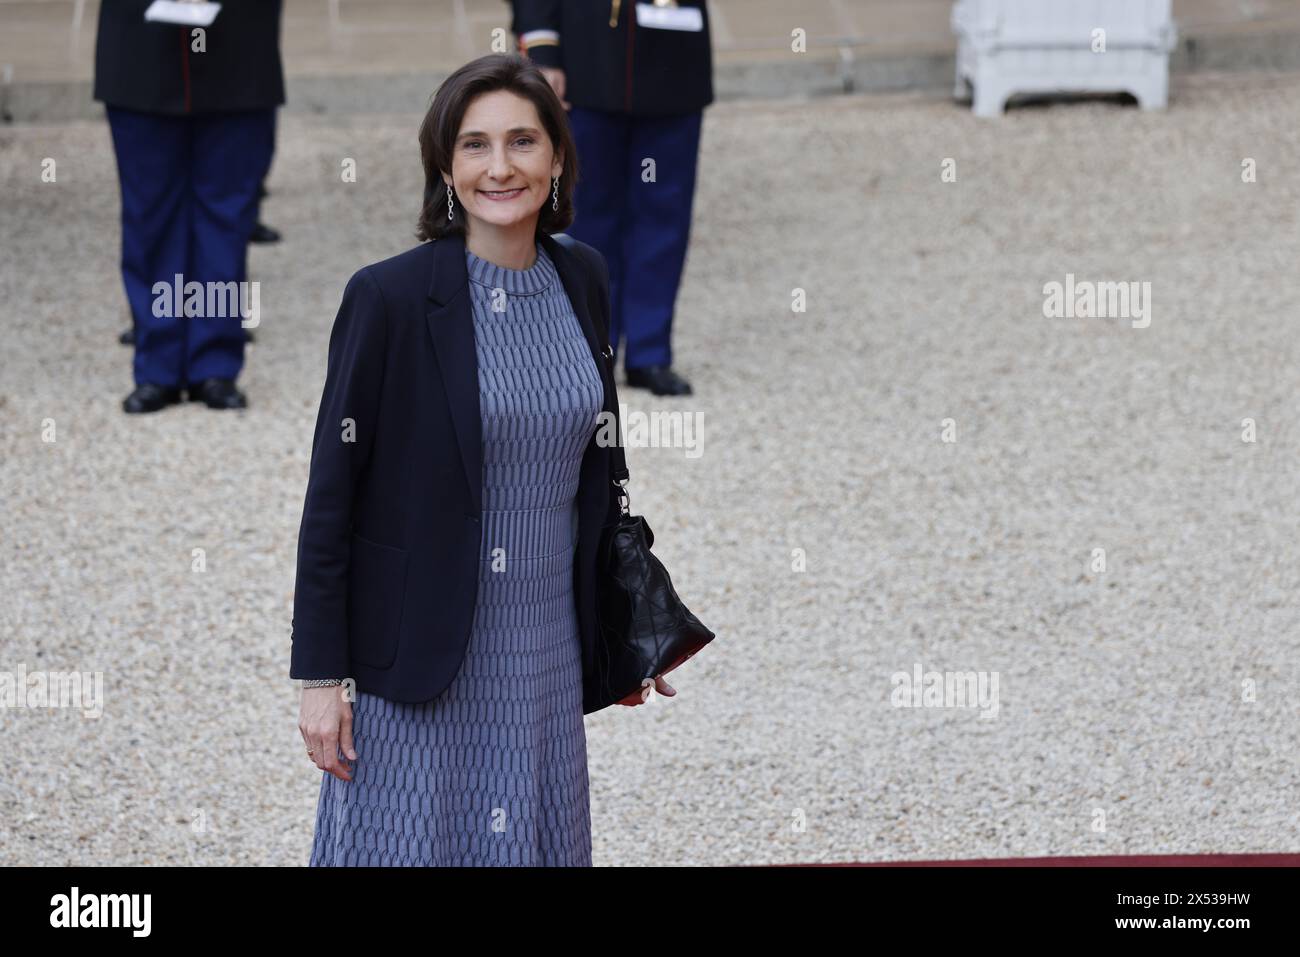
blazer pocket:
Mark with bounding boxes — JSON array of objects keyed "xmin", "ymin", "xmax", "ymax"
[{"xmin": 347, "ymin": 531, "xmax": 409, "ymax": 670}]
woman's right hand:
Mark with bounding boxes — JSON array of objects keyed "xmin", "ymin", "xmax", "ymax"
[
  {"xmin": 299, "ymin": 686, "xmax": 357, "ymax": 782},
  {"xmin": 539, "ymin": 67, "xmax": 569, "ymax": 110},
  {"xmin": 616, "ymin": 673, "xmax": 677, "ymax": 707}
]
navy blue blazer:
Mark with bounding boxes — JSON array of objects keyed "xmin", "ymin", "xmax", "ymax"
[{"xmin": 289, "ymin": 230, "xmax": 625, "ymax": 715}]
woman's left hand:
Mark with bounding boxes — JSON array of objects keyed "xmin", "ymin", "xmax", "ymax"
[{"xmin": 616, "ymin": 674, "xmax": 676, "ymax": 707}]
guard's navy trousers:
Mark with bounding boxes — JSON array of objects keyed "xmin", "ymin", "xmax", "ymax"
[
  {"xmin": 107, "ymin": 106, "xmax": 274, "ymax": 387},
  {"xmin": 564, "ymin": 108, "xmax": 703, "ymax": 371}
]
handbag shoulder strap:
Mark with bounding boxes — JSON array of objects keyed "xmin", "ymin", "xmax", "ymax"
[{"xmin": 550, "ymin": 232, "xmax": 630, "ymax": 485}]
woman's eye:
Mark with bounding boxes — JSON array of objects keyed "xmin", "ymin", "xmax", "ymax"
[{"xmin": 463, "ymin": 138, "xmax": 534, "ymax": 149}]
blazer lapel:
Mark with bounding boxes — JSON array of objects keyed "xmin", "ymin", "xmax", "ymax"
[
  {"xmin": 425, "ymin": 232, "xmax": 482, "ymax": 516},
  {"xmin": 424, "ymin": 230, "xmax": 611, "ymax": 518},
  {"xmin": 539, "ymin": 232, "xmax": 620, "ymax": 503}
]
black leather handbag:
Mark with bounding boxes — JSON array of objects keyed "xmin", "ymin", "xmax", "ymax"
[
  {"xmin": 593, "ymin": 428, "xmax": 716, "ymax": 708},
  {"xmin": 553, "ymin": 232, "xmax": 716, "ymax": 709}
]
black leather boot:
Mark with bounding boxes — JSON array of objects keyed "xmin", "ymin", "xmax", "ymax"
[
  {"xmin": 250, "ymin": 222, "xmax": 281, "ymax": 244},
  {"xmin": 123, "ymin": 383, "xmax": 182, "ymax": 414},
  {"xmin": 187, "ymin": 378, "xmax": 248, "ymax": 410},
  {"xmin": 625, "ymin": 365, "xmax": 693, "ymax": 396}
]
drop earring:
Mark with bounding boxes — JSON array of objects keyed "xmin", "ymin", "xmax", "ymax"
[
  {"xmin": 446, "ymin": 183, "xmax": 454, "ymax": 221},
  {"xmin": 552, "ymin": 176, "xmax": 560, "ymax": 212}
]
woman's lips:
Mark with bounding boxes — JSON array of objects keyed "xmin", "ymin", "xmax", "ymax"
[{"xmin": 479, "ymin": 187, "xmax": 525, "ymax": 201}]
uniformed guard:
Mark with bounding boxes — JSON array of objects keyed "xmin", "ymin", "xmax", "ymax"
[
  {"xmin": 510, "ymin": 0, "xmax": 713, "ymax": 395},
  {"xmin": 94, "ymin": 0, "xmax": 284, "ymax": 412}
]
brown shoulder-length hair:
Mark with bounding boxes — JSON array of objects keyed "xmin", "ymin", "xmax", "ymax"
[{"xmin": 416, "ymin": 54, "xmax": 578, "ymax": 242}]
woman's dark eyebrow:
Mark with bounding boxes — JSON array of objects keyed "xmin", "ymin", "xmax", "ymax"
[{"xmin": 456, "ymin": 127, "xmax": 541, "ymax": 142}]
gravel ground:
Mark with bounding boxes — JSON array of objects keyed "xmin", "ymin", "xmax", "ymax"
[{"xmin": 2, "ymin": 70, "xmax": 1299, "ymax": 865}]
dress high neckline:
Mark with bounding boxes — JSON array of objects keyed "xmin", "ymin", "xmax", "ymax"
[{"xmin": 465, "ymin": 241, "xmax": 557, "ymax": 295}]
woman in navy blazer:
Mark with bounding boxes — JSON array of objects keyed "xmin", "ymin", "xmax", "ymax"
[{"xmin": 290, "ymin": 55, "xmax": 675, "ymax": 864}]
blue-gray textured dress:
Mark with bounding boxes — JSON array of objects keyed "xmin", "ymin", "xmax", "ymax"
[{"xmin": 309, "ymin": 241, "xmax": 603, "ymax": 866}]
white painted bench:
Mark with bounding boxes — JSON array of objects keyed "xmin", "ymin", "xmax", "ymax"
[{"xmin": 951, "ymin": 0, "xmax": 1177, "ymax": 117}]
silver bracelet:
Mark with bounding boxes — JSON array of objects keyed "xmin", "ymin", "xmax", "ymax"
[{"xmin": 302, "ymin": 678, "xmax": 344, "ymax": 688}]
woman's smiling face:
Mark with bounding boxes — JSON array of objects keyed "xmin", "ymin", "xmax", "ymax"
[{"xmin": 444, "ymin": 89, "xmax": 563, "ymax": 236}]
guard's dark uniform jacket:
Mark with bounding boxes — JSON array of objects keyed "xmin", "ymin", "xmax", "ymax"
[
  {"xmin": 510, "ymin": 0, "xmax": 713, "ymax": 115},
  {"xmin": 93, "ymin": 0, "xmax": 285, "ymax": 114}
]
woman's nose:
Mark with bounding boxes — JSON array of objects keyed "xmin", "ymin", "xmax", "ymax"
[{"xmin": 489, "ymin": 145, "xmax": 513, "ymax": 179}]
